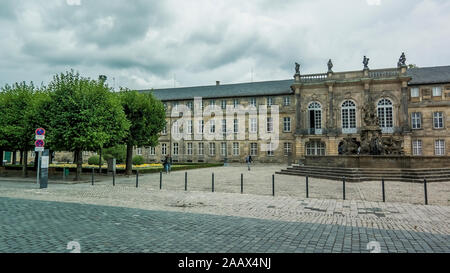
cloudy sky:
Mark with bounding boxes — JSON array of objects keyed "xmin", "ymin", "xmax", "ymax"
[{"xmin": 0, "ymin": 0, "xmax": 449, "ymax": 90}]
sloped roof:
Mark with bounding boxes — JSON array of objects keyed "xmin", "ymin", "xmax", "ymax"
[
  {"xmin": 139, "ymin": 66, "xmax": 450, "ymax": 101},
  {"xmin": 407, "ymin": 66, "xmax": 450, "ymax": 85},
  {"xmin": 140, "ymin": 79, "xmax": 293, "ymax": 101}
]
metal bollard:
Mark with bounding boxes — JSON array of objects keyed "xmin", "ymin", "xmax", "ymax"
[
  {"xmin": 160, "ymin": 171, "xmax": 162, "ymax": 189},
  {"xmin": 185, "ymin": 172, "xmax": 187, "ymax": 191},
  {"xmin": 306, "ymin": 175, "xmax": 309, "ymax": 198},
  {"xmin": 241, "ymin": 173, "xmax": 243, "ymax": 194},
  {"xmin": 343, "ymin": 176, "xmax": 346, "ymax": 200},
  {"xmin": 212, "ymin": 173, "xmax": 215, "ymax": 192},
  {"xmin": 136, "ymin": 170, "xmax": 139, "ymax": 188},
  {"xmin": 424, "ymin": 179, "xmax": 428, "ymax": 205},
  {"xmin": 91, "ymin": 168, "xmax": 94, "ymax": 186},
  {"xmin": 381, "ymin": 178, "xmax": 385, "ymax": 202},
  {"xmin": 272, "ymin": 174, "xmax": 275, "ymax": 196}
]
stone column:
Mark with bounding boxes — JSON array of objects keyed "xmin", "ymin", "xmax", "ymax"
[
  {"xmin": 326, "ymin": 83, "xmax": 335, "ymax": 133},
  {"xmin": 400, "ymin": 81, "xmax": 410, "ymax": 133},
  {"xmin": 294, "ymin": 86, "xmax": 302, "ymax": 134}
]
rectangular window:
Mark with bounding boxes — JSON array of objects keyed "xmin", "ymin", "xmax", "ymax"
[
  {"xmin": 433, "ymin": 112, "xmax": 444, "ymax": 129},
  {"xmin": 187, "ymin": 143, "xmax": 193, "ymax": 155},
  {"xmin": 233, "ymin": 119, "xmax": 238, "ymax": 133},
  {"xmin": 209, "ymin": 100, "xmax": 215, "ymax": 107},
  {"xmin": 233, "ymin": 142, "xmax": 240, "ymax": 156},
  {"xmin": 221, "ymin": 142, "xmax": 227, "ymax": 156},
  {"xmin": 411, "ymin": 112, "xmax": 422, "ymax": 129},
  {"xmin": 161, "ymin": 144, "xmax": 167, "ymax": 155},
  {"xmin": 267, "ymin": 97, "xmax": 273, "ymax": 106},
  {"xmin": 284, "ymin": 143, "xmax": 292, "ymax": 156},
  {"xmin": 163, "ymin": 103, "xmax": 168, "ymax": 110},
  {"xmin": 173, "ymin": 121, "xmax": 179, "ymax": 134},
  {"xmin": 435, "ymin": 139, "xmax": 445, "ymax": 155},
  {"xmin": 250, "ymin": 143, "xmax": 258, "ymax": 156},
  {"xmin": 267, "ymin": 142, "xmax": 274, "ymax": 156},
  {"xmin": 173, "ymin": 143, "xmax": 179, "ymax": 156},
  {"xmin": 150, "ymin": 147, "xmax": 155, "ymax": 155},
  {"xmin": 221, "ymin": 119, "xmax": 227, "ymax": 134},
  {"xmin": 187, "ymin": 101, "xmax": 193, "ymax": 111},
  {"xmin": 198, "ymin": 120, "xmax": 204, "ymax": 134},
  {"xmin": 250, "ymin": 118, "xmax": 257, "ymax": 133},
  {"xmin": 198, "ymin": 143, "xmax": 204, "ymax": 155},
  {"xmin": 412, "ymin": 140, "xmax": 422, "ymax": 156},
  {"xmin": 410, "ymin": 88, "xmax": 419, "ymax": 98},
  {"xmin": 221, "ymin": 100, "xmax": 227, "ymax": 110},
  {"xmin": 209, "ymin": 119, "xmax": 216, "ymax": 133},
  {"xmin": 209, "ymin": 143, "xmax": 215, "ymax": 156},
  {"xmin": 233, "ymin": 99, "xmax": 239, "ymax": 108},
  {"xmin": 136, "ymin": 147, "xmax": 142, "ymax": 155},
  {"xmin": 267, "ymin": 117, "xmax": 273, "ymax": 133},
  {"xmin": 161, "ymin": 125, "xmax": 167, "ymax": 135},
  {"xmin": 249, "ymin": 98, "xmax": 257, "ymax": 107},
  {"xmin": 284, "ymin": 96, "xmax": 291, "ymax": 106},
  {"xmin": 432, "ymin": 87, "xmax": 442, "ymax": 97},
  {"xmin": 173, "ymin": 102, "xmax": 179, "ymax": 111},
  {"xmin": 187, "ymin": 120, "xmax": 193, "ymax": 134},
  {"xmin": 283, "ymin": 117, "xmax": 291, "ymax": 132}
]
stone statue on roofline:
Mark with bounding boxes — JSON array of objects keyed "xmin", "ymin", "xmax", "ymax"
[
  {"xmin": 327, "ymin": 59, "xmax": 333, "ymax": 73},
  {"xmin": 363, "ymin": 56, "xmax": 370, "ymax": 70},
  {"xmin": 397, "ymin": 52, "xmax": 407, "ymax": 68},
  {"xmin": 295, "ymin": 62, "xmax": 300, "ymax": 74}
]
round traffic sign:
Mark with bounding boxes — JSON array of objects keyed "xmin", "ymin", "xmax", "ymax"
[
  {"xmin": 35, "ymin": 139, "xmax": 45, "ymax": 147},
  {"xmin": 35, "ymin": 128, "xmax": 46, "ymax": 136}
]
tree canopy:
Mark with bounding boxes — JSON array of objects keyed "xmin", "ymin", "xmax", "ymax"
[
  {"xmin": 46, "ymin": 70, "xmax": 130, "ymax": 179},
  {"xmin": 119, "ymin": 89, "xmax": 166, "ymax": 174}
]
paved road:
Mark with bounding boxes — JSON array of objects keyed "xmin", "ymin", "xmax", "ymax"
[{"xmin": 0, "ymin": 197, "xmax": 448, "ymax": 253}]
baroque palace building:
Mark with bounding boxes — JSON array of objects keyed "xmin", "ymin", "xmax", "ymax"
[
  {"xmin": 5, "ymin": 55, "xmax": 449, "ymax": 165},
  {"xmin": 134, "ymin": 55, "xmax": 450, "ymax": 164}
]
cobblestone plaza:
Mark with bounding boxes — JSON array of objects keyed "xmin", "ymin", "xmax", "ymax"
[{"xmin": 0, "ymin": 165, "xmax": 448, "ymax": 253}]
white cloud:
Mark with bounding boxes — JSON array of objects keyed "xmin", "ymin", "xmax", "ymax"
[{"xmin": 0, "ymin": 0, "xmax": 449, "ymax": 90}]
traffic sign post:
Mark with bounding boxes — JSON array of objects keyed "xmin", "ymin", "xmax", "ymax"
[{"xmin": 35, "ymin": 128, "xmax": 47, "ymax": 188}]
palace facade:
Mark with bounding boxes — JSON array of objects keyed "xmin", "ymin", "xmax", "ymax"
[
  {"xmin": 135, "ymin": 57, "xmax": 450, "ymax": 163},
  {"xmin": 4, "ymin": 56, "xmax": 449, "ymax": 165}
]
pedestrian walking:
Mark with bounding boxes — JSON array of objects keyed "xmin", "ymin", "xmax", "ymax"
[
  {"xmin": 163, "ymin": 156, "xmax": 169, "ymax": 174},
  {"xmin": 167, "ymin": 155, "xmax": 172, "ymax": 173},
  {"xmin": 246, "ymin": 155, "xmax": 253, "ymax": 171}
]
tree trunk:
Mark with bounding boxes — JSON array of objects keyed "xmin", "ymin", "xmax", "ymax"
[
  {"xmin": 125, "ymin": 144, "xmax": 133, "ymax": 176},
  {"xmin": 22, "ymin": 151, "xmax": 28, "ymax": 178},
  {"xmin": 73, "ymin": 151, "xmax": 78, "ymax": 164},
  {"xmin": 0, "ymin": 150, "xmax": 3, "ymax": 166},
  {"xmin": 98, "ymin": 148, "xmax": 102, "ymax": 174},
  {"xmin": 12, "ymin": 151, "xmax": 16, "ymax": 165},
  {"xmin": 20, "ymin": 150, "xmax": 23, "ymax": 165},
  {"xmin": 49, "ymin": 150, "xmax": 53, "ymax": 164},
  {"xmin": 75, "ymin": 150, "xmax": 83, "ymax": 181}
]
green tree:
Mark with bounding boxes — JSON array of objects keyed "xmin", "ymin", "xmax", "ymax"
[
  {"xmin": 119, "ymin": 89, "xmax": 166, "ymax": 175},
  {"xmin": 0, "ymin": 82, "xmax": 49, "ymax": 177},
  {"xmin": 46, "ymin": 70, "xmax": 130, "ymax": 180},
  {"xmin": 103, "ymin": 144, "xmax": 127, "ymax": 164}
]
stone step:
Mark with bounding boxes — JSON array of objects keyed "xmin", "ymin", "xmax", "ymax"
[
  {"xmin": 286, "ymin": 168, "xmax": 450, "ymax": 176},
  {"xmin": 277, "ymin": 167, "xmax": 450, "ymax": 182}
]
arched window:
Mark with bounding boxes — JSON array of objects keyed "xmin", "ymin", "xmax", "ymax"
[
  {"xmin": 308, "ymin": 102, "xmax": 322, "ymax": 135},
  {"xmin": 377, "ymin": 98, "xmax": 394, "ymax": 133},
  {"xmin": 306, "ymin": 141, "xmax": 326, "ymax": 156},
  {"xmin": 341, "ymin": 100, "xmax": 357, "ymax": 134}
]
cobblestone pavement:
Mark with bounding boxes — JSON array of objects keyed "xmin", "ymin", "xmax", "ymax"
[
  {"xmin": 0, "ymin": 197, "xmax": 449, "ymax": 253},
  {"xmin": 3, "ymin": 165, "xmax": 449, "ymax": 205},
  {"xmin": 0, "ymin": 165, "xmax": 449, "ymax": 253}
]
